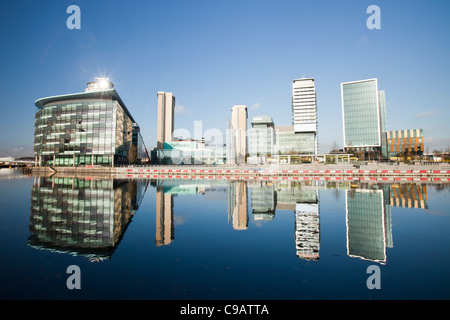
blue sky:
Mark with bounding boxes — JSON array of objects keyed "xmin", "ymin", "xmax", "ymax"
[{"xmin": 0, "ymin": 0, "xmax": 449, "ymax": 157}]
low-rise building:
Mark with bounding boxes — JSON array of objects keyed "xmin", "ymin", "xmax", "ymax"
[
  {"xmin": 386, "ymin": 129, "xmax": 424, "ymax": 158},
  {"xmin": 153, "ymin": 139, "xmax": 226, "ymax": 165}
]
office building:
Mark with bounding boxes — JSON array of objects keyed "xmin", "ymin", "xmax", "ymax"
[
  {"xmin": 33, "ymin": 78, "xmax": 147, "ymax": 167},
  {"xmin": 231, "ymin": 105, "xmax": 248, "ymax": 163},
  {"xmin": 379, "ymin": 90, "xmax": 388, "ymax": 158},
  {"xmin": 248, "ymin": 78, "xmax": 318, "ymax": 160},
  {"xmin": 386, "ymin": 129, "xmax": 424, "ymax": 158},
  {"xmin": 341, "ymin": 78, "xmax": 387, "ymax": 159},
  {"xmin": 248, "ymin": 119, "xmax": 317, "ymax": 163},
  {"xmin": 153, "ymin": 139, "xmax": 226, "ymax": 165},
  {"xmin": 275, "ymin": 125, "xmax": 316, "ymax": 155},
  {"xmin": 250, "ymin": 116, "xmax": 275, "ymax": 157},
  {"xmin": 157, "ymin": 91, "xmax": 175, "ymax": 149},
  {"xmin": 133, "ymin": 124, "xmax": 149, "ymax": 163},
  {"xmin": 226, "ymin": 119, "xmax": 236, "ymax": 164},
  {"xmin": 292, "ymin": 78, "xmax": 318, "ymax": 154}
]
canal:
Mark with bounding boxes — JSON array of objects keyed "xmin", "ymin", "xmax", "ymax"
[{"xmin": 1, "ymin": 168, "xmax": 449, "ymax": 300}]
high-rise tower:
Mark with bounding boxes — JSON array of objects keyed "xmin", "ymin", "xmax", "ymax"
[
  {"xmin": 292, "ymin": 78, "xmax": 318, "ymax": 154},
  {"xmin": 156, "ymin": 91, "xmax": 175, "ymax": 149},
  {"xmin": 231, "ymin": 105, "xmax": 248, "ymax": 163},
  {"xmin": 341, "ymin": 78, "xmax": 387, "ymax": 159}
]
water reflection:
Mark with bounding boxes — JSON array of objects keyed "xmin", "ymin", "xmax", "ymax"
[
  {"xmin": 250, "ymin": 180, "xmax": 320, "ymax": 260},
  {"xmin": 155, "ymin": 185, "xmax": 174, "ymax": 246},
  {"xmin": 28, "ymin": 176, "xmax": 149, "ymax": 261},
  {"xmin": 228, "ymin": 181, "xmax": 248, "ymax": 230},
  {"xmin": 390, "ymin": 184, "xmax": 428, "ymax": 209},
  {"xmin": 346, "ymin": 185, "xmax": 392, "ymax": 264},
  {"xmin": 345, "ymin": 182, "xmax": 430, "ymax": 264},
  {"xmin": 294, "ymin": 185, "xmax": 320, "ymax": 261},
  {"xmin": 27, "ymin": 175, "xmax": 441, "ymax": 265}
]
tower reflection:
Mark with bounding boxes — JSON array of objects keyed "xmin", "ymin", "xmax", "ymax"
[
  {"xmin": 250, "ymin": 180, "xmax": 321, "ymax": 260},
  {"xmin": 155, "ymin": 186, "xmax": 174, "ymax": 246},
  {"xmin": 345, "ymin": 184, "xmax": 392, "ymax": 264},
  {"xmin": 294, "ymin": 185, "xmax": 320, "ymax": 261},
  {"xmin": 228, "ymin": 181, "xmax": 248, "ymax": 230}
]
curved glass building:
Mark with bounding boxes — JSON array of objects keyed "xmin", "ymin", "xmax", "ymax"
[{"xmin": 34, "ymin": 78, "xmax": 148, "ymax": 167}]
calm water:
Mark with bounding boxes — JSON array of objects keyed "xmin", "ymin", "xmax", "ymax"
[{"xmin": 1, "ymin": 168, "xmax": 450, "ymax": 300}]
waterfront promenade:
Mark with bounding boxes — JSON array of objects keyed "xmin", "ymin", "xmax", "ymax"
[{"xmin": 30, "ymin": 162, "xmax": 450, "ymax": 182}]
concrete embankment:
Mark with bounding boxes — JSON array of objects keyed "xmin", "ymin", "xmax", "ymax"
[{"xmin": 30, "ymin": 164, "xmax": 450, "ymax": 182}]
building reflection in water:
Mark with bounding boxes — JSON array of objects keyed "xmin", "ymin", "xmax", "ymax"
[
  {"xmin": 345, "ymin": 182, "xmax": 431, "ymax": 264},
  {"xmin": 154, "ymin": 179, "xmax": 322, "ymax": 260},
  {"xmin": 153, "ymin": 179, "xmax": 250, "ymax": 238},
  {"xmin": 28, "ymin": 175, "xmax": 433, "ymax": 264},
  {"xmin": 390, "ymin": 184, "xmax": 428, "ymax": 209},
  {"xmin": 228, "ymin": 181, "xmax": 248, "ymax": 230},
  {"xmin": 155, "ymin": 186, "xmax": 174, "ymax": 246},
  {"xmin": 28, "ymin": 176, "xmax": 148, "ymax": 261},
  {"xmin": 250, "ymin": 180, "xmax": 321, "ymax": 260},
  {"xmin": 152, "ymin": 179, "xmax": 432, "ymax": 264},
  {"xmin": 250, "ymin": 182, "xmax": 276, "ymax": 221},
  {"xmin": 345, "ymin": 184, "xmax": 393, "ymax": 264},
  {"xmin": 155, "ymin": 179, "xmax": 322, "ymax": 260},
  {"xmin": 153, "ymin": 180, "xmax": 230, "ymax": 245},
  {"xmin": 294, "ymin": 186, "xmax": 320, "ymax": 261}
]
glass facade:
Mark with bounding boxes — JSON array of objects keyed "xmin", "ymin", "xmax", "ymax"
[
  {"xmin": 379, "ymin": 91, "xmax": 388, "ymax": 158},
  {"xmin": 250, "ymin": 116, "xmax": 275, "ymax": 157},
  {"xmin": 275, "ymin": 127, "xmax": 316, "ymax": 155},
  {"xmin": 386, "ymin": 129, "xmax": 424, "ymax": 157},
  {"xmin": 154, "ymin": 146, "xmax": 226, "ymax": 165},
  {"xmin": 34, "ymin": 85, "xmax": 146, "ymax": 166},
  {"xmin": 34, "ymin": 100, "xmax": 116, "ymax": 166},
  {"xmin": 250, "ymin": 127, "xmax": 275, "ymax": 156},
  {"xmin": 132, "ymin": 124, "xmax": 149, "ymax": 162},
  {"xmin": 342, "ymin": 79, "xmax": 381, "ymax": 148}
]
